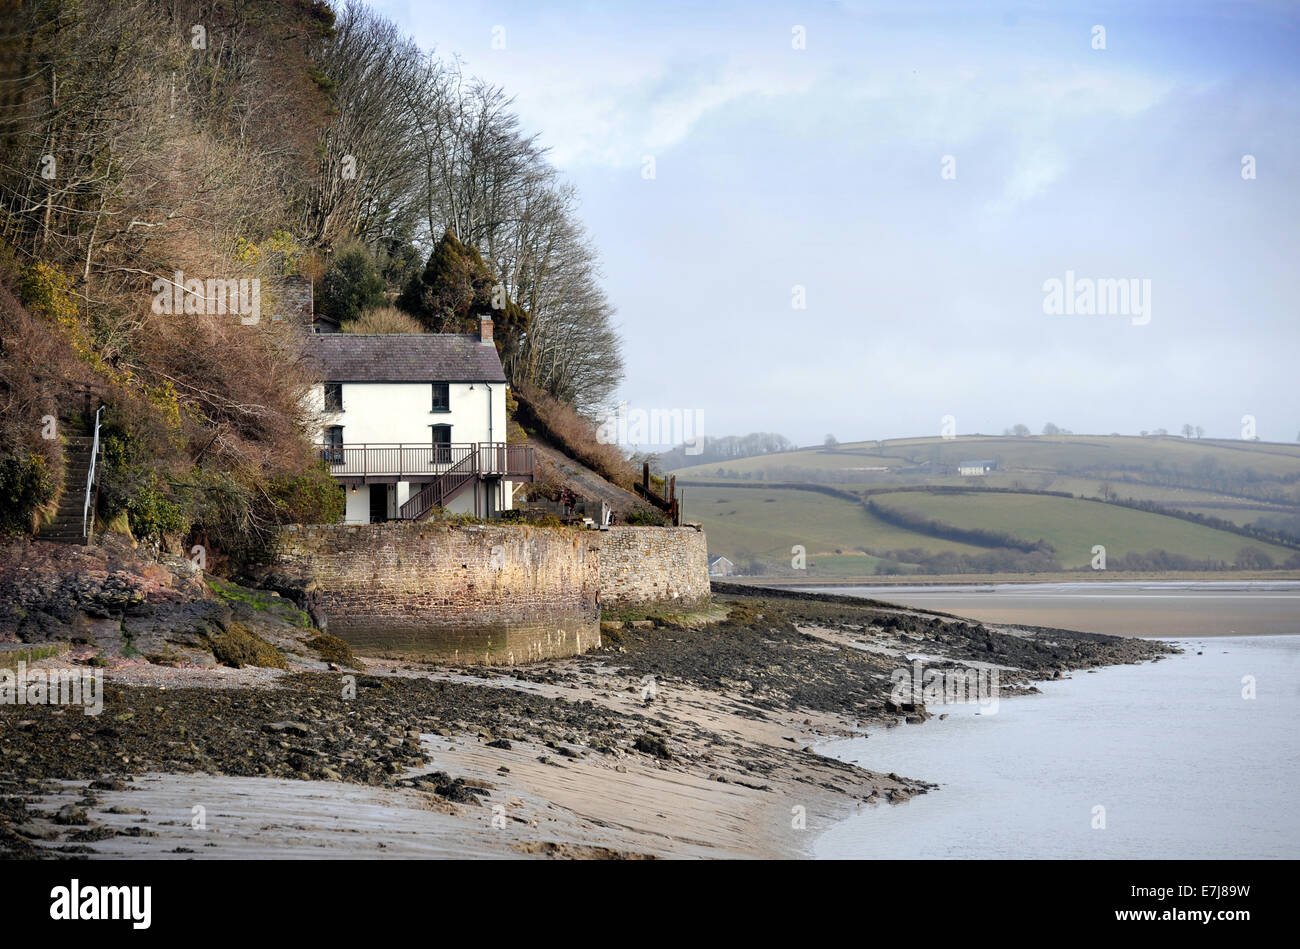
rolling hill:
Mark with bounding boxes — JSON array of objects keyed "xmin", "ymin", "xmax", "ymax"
[{"xmin": 673, "ymin": 434, "xmax": 1300, "ymax": 578}]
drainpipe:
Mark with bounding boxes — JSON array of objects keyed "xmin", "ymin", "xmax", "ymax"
[{"xmin": 484, "ymin": 382, "xmax": 494, "ymax": 512}]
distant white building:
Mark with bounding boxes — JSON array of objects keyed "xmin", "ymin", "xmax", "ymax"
[
  {"xmin": 303, "ymin": 318, "xmax": 534, "ymax": 523},
  {"xmin": 708, "ymin": 555, "xmax": 736, "ymax": 577},
  {"xmin": 957, "ymin": 459, "xmax": 997, "ymax": 476}
]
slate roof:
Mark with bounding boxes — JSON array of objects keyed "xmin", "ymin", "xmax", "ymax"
[{"xmin": 302, "ymin": 334, "xmax": 506, "ymax": 383}]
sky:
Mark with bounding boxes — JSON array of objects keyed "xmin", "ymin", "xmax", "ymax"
[{"xmin": 367, "ymin": 0, "xmax": 1300, "ymax": 447}]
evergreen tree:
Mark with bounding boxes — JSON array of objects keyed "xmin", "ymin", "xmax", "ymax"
[
  {"xmin": 318, "ymin": 246, "xmax": 387, "ymax": 325},
  {"xmin": 397, "ymin": 230, "xmax": 528, "ymax": 363}
]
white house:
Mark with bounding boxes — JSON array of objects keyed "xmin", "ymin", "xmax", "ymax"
[
  {"xmin": 957, "ymin": 459, "xmax": 997, "ymax": 476},
  {"xmin": 708, "ymin": 555, "xmax": 736, "ymax": 577},
  {"xmin": 303, "ymin": 318, "xmax": 534, "ymax": 523}
]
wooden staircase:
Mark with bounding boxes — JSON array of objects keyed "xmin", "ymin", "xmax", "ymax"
[
  {"xmin": 40, "ymin": 430, "xmax": 97, "ymax": 545},
  {"xmin": 397, "ymin": 451, "xmax": 479, "ymax": 521}
]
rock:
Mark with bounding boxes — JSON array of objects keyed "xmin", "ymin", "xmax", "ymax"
[
  {"xmin": 53, "ymin": 805, "xmax": 89, "ymax": 826},
  {"xmin": 633, "ymin": 733, "xmax": 672, "ymax": 760},
  {"xmin": 486, "ymin": 738, "xmax": 512, "ymax": 750},
  {"xmin": 262, "ymin": 721, "xmax": 310, "ymax": 737}
]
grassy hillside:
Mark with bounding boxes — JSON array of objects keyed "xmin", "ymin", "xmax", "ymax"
[
  {"xmin": 685, "ymin": 482, "xmax": 1299, "ymax": 577},
  {"xmin": 869, "ymin": 491, "xmax": 1296, "ymax": 568},
  {"xmin": 683, "ymin": 485, "xmax": 989, "ymax": 570},
  {"xmin": 674, "ymin": 434, "xmax": 1300, "ymax": 484},
  {"xmin": 675, "ymin": 433, "xmax": 1300, "ymax": 569}
]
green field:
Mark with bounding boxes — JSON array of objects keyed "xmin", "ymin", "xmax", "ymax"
[
  {"xmin": 678, "ymin": 433, "xmax": 1300, "ymax": 575},
  {"xmin": 683, "ymin": 486, "xmax": 990, "ymax": 570},
  {"xmin": 685, "ymin": 483, "xmax": 1298, "ymax": 576},
  {"xmin": 673, "ymin": 434, "xmax": 1300, "ymax": 506},
  {"xmin": 869, "ymin": 491, "xmax": 1296, "ymax": 568}
]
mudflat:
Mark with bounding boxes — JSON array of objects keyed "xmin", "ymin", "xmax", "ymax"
[
  {"xmin": 809, "ymin": 582, "xmax": 1300, "ymax": 637},
  {"xmin": 1, "ymin": 590, "xmax": 1170, "ymax": 859}
]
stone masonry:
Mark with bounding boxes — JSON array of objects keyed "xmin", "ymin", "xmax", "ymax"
[
  {"xmin": 269, "ymin": 522, "xmax": 710, "ymax": 664},
  {"xmin": 595, "ymin": 526, "xmax": 710, "ymax": 612},
  {"xmin": 273, "ymin": 522, "xmax": 601, "ymax": 664}
]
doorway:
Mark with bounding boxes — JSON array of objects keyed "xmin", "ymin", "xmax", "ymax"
[{"xmin": 369, "ymin": 484, "xmax": 390, "ymax": 523}]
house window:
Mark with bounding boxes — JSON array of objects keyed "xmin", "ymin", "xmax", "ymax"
[
  {"xmin": 323, "ymin": 383, "xmax": 343, "ymax": 412},
  {"xmin": 431, "ymin": 382, "xmax": 450, "ymax": 412},
  {"xmin": 431, "ymin": 424, "xmax": 451, "ymax": 464},
  {"xmin": 323, "ymin": 425, "xmax": 344, "ymax": 465}
]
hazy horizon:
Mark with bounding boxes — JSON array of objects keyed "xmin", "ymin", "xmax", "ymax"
[{"xmin": 370, "ymin": 0, "xmax": 1300, "ymax": 446}]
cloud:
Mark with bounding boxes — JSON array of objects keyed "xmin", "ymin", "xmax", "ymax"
[{"xmin": 987, "ymin": 141, "xmax": 1068, "ymax": 214}]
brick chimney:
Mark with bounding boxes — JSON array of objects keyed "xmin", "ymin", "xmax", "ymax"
[{"xmin": 479, "ymin": 316, "xmax": 493, "ymax": 345}]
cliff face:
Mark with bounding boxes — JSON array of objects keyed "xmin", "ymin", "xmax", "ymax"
[{"xmin": 0, "ymin": 535, "xmax": 344, "ymax": 670}]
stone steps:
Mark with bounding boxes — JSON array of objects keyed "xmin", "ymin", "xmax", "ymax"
[{"xmin": 39, "ymin": 426, "xmax": 100, "ymax": 545}]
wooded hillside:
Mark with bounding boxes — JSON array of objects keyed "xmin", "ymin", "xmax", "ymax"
[{"xmin": 0, "ymin": 0, "xmax": 623, "ymax": 556}]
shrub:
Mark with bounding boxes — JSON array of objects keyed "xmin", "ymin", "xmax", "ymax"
[
  {"xmin": 341, "ymin": 305, "xmax": 426, "ymax": 334},
  {"xmin": 268, "ymin": 465, "xmax": 345, "ymax": 525},
  {"xmin": 18, "ymin": 262, "xmax": 77, "ymax": 322},
  {"xmin": 513, "ymin": 382, "xmax": 637, "ymax": 490},
  {"xmin": 1234, "ymin": 546, "xmax": 1275, "ymax": 570},
  {"xmin": 317, "ymin": 245, "xmax": 386, "ymax": 325},
  {"xmin": 0, "ymin": 453, "xmax": 55, "ymax": 533}
]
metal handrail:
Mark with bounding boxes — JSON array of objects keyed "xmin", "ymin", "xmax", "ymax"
[
  {"xmin": 313, "ymin": 442, "xmax": 534, "ymax": 480},
  {"xmin": 398, "ymin": 451, "xmax": 480, "ymax": 520},
  {"xmin": 83, "ymin": 406, "xmax": 103, "ymax": 538}
]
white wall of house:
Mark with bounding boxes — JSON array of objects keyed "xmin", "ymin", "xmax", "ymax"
[
  {"xmin": 338, "ymin": 478, "xmax": 513, "ymax": 523},
  {"xmin": 343, "ymin": 485, "xmax": 371, "ymax": 523},
  {"xmin": 308, "ymin": 381, "xmax": 507, "ymax": 446},
  {"xmin": 307, "ymin": 379, "xmax": 514, "ymax": 523}
]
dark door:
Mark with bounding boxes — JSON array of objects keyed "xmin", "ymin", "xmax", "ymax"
[{"xmin": 368, "ymin": 484, "xmax": 388, "ymax": 523}]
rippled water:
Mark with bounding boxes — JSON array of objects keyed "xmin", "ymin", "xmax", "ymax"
[{"xmin": 815, "ymin": 635, "xmax": 1300, "ymax": 858}]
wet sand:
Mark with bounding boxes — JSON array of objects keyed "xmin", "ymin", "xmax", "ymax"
[
  {"xmin": 1, "ymin": 590, "xmax": 1170, "ymax": 859},
  {"xmin": 809, "ymin": 582, "xmax": 1300, "ymax": 637}
]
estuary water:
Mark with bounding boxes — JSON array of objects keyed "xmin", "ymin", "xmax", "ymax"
[{"xmin": 815, "ymin": 634, "xmax": 1300, "ymax": 859}]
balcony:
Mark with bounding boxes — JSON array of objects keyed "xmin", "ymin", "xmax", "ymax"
[{"xmin": 314, "ymin": 442, "xmax": 535, "ymax": 484}]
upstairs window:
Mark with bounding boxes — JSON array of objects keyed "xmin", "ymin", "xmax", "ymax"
[
  {"xmin": 431, "ymin": 382, "xmax": 450, "ymax": 412},
  {"xmin": 324, "ymin": 383, "xmax": 343, "ymax": 412}
]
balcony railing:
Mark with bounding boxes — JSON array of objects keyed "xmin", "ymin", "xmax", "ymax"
[{"xmin": 314, "ymin": 442, "xmax": 535, "ymax": 482}]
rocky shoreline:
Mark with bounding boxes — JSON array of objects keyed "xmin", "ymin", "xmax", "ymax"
[{"xmin": 0, "ymin": 537, "xmax": 1174, "ymax": 859}]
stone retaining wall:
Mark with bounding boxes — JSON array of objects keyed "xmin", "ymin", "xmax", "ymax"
[
  {"xmin": 596, "ymin": 526, "xmax": 710, "ymax": 612},
  {"xmin": 273, "ymin": 522, "xmax": 600, "ymax": 664},
  {"xmin": 270, "ymin": 522, "xmax": 709, "ymax": 664}
]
